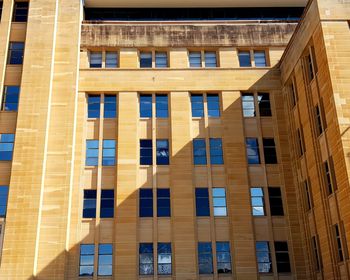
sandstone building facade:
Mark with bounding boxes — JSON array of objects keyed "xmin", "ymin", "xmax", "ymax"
[{"xmin": 0, "ymin": 0, "xmax": 349, "ymax": 279}]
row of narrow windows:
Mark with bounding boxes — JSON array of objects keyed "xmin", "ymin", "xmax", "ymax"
[
  {"xmin": 84, "ymin": 137, "xmax": 278, "ymax": 167},
  {"xmin": 79, "ymin": 240, "xmax": 291, "ymax": 276},
  {"xmin": 88, "ymin": 49, "xmax": 269, "ymax": 69},
  {"xmin": 82, "ymin": 187, "xmax": 284, "ymax": 219}
]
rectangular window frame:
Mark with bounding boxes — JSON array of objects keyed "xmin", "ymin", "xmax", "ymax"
[
  {"xmin": 216, "ymin": 242, "xmax": 232, "ymax": 274},
  {"xmin": 98, "ymin": 244, "xmax": 113, "ymax": 276},
  {"xmin": 139, "ymin": 243, "xmax": 154, "ymax": 275},
  {"xmin": 158, "ymin": 243, "xmax": 172, "ymax": 275},
  {"xmin": 209, "ymin": 138, "xmax": 224, "ymax": 165},
  {"xmin": 212, "ymin": 188, "xmax": 227, "ymax": 217},
  {"xmin": 79, "ymin": 244, "xmax": 95, "ymax": 277},
  {"xmin": 0, "ymin": 134, "xmax": 14, "ymax": 161},
  {"xmin": 139, "ymin": 189, "xmax": 153, "ymax": 218},
  {"xmin": 251, "ymin": 187, "xmax": 265, "ymax": 216},
  {"xmin": 83, "ymin": 190, "xmax": 97, "ymax": 219},
  {"xmin": 2, "ymin": 86, "xmax": 20, "ymax": 111},
  {"xmin": 198, "ymin": 242, "xmax": 213, "ymax": 275},
  {"xmin": 85, "ymin": 140, "xmax": 99, "ymax": 166},
  {"xmin": 256, "ymin": 241, "xmax": 272, "ymax": 273}
]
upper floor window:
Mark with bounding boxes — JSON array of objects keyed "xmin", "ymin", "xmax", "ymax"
[
  {"xmin": 140, "ymin": 52, "xmax": 152, "ymax": 68},
  {"xmin": 212, "ymin": 188, "xmax": 227, "ymax": 216},
  {"xmin": 89, "ymin": 52, "xmax": 102, "ymax": 68},
  {"xmin": 98, "ymin": 244, "xmax": 113, "ymax": 276},
  {"xmin": 189, "ymin": 51, "xmax": 201, "ymax": 68},
  {"xmin": 305, "ymin": 52, "xmax": 315, "ymax": 82},
  {"xmin": 258, "ymin": 93, "xmax": 272, "ymax": 116},
  {"xmin": 139, "ymin": 243, "xmax": 154, "ymax": 275},
  {"xmin": 104, "ymin": 95, "xmax": 117, "ymax": 118},
  {"xmin": 193, "ymin": 139, "xmax": 207, "ymax": 165},
  {"xmin": 303, "ymin": 179, "xmax": 312, "ymax": 211},
  {"xmin": 83, "ymin": 190, "xmax": 97, "ymax": 218},
  {"xmin": 263, "ymin": 138, "xmax": 277, "ymax": 164},
  {"xmin": 139, "ymin": 189, "xmax": 153, "ymax": 217},
  {"xmin": 2, "ymin": 86, "xmax": 20, "ymax": 111},
  {"xmin": 8, "ymin": 42, "xmax": 24, "ymax": 65},
  {"xmin": 333, "ymin": 224, "xmax": 345, "ymax": 262},
  {"xmin": 100, "ymin": 190, "xmax": 114, "ymax": 218},
  {"xmin": 323, "ymin": 158, "xmax": 336, "ymax": 195},
  {"xmin": 156, "ymin": 139, "xmax": 169, "ymax": 165},
  {"xmin": 0, "ymin": 134, "xmax": 14, "ymax": 161},
  {"xmin": 198, "ymin": 242, "xmax": 213, "ymax": 274},
  {"xmin": 140, "ymin": 139, "xmax": 152, "ymax": 165},
  {"xmin": 315, "ymin": 101, "xmax": 326, "ymax": 136},
  {"xmin": 155, "ymin": 52, "xmax": 168, "ymax": 68},
  {"xmin": 246, "ymin": 138, "xmax": 260, "ymax": 164},
  {"xmin": 106, "ymin": 52, "xmax": 118, "ymax": 68},
  {"xmin": 0, "ymin": 186, "xmax": 9, "ymax": 217},
  {"xmin": 251, "ymin": 187, "xmax": 265, "ymax": 216},
  {"xmin": 0, "ymin": 2, "xmax": 3, "ymax": 22},
  {"xmin": 254, "ymin": 51, "xmax": 267, "ymax": 67},
  {"xmin": 87, "ymin": 95, "xmax": 100, "ymax": 118},
  {"xmin": 256, "ymin": 241, "xmax": 272, "ymax": 273},
  {"xmin": 209, "ymin": 138, "xmax": 223, "ymax": 165},
  {"xmin": 86, "ymin": 140, "xmax": 99, "ymax": 166},
  {"xmin": 274, "ymin": 241, "xmax": 291, "ymax": 273},
  {"xmin": 312, "ymin": 236, "xmax": 321, "ymax": 271},
  {"xmin": 268, "ymin": 187, "xmax": 284, "ymax": 216},
  {"xmin": 195, "ymin": 188, "xmax": 210, "ymax": 217},
  {"xmin": 140, "ymin": 94, "xmax": 152, "ymax": 118},
  {"xmin": 157, "ymin": 189, "xmax": 170, "ymax": 217},
  {"xmin": 216, "ymin": 242, "xmax": 232, "ymax": 274},
  {"xmin": 191, "ymin": 94, "xmax": 204, "ymax": 117},
  {"xmin": 238, "ymin": 51, "xmax": 251, "ymax": 67},
  {"xmin": 156, "ymin": 94, "xmax": 168, "ymax": 118},
  {"xmin": 242, "ymin": 93, "xmax": 255, "ymax": 117},
  {"xmin": 289, "ymin": 79, "xmax": 297, "ymax": 108},
  {"xmin": 204, "ymin": 51, "xmax": 217, "ymax": 67},
  {"xmin": 13, "ymin": 2, "xmax": 28, "ymax": 22},
  {"xmin": 102, "ymin": 140, "xmax": 116, "ymax": 166},
  {"xmin": 207, "ymin": 94, "xmax": 220, "ymax": 117},
  {"xmin": 158, "ymin": 243, "xmax": 172, "ymax": 275},
  {"xmin": 79, "ymin": 244, "xmax": 95, "ymax": 276},
  {"xmin": 296, "ymin": 128, "xmax": 305, "ymax": 157}
]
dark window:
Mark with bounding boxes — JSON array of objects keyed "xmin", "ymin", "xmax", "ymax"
[
  {"xmin": 334, "ymin": 224, "xmax": 344, "ymax": 262},
  {"xmin": 13, "ymin": 2, "xmax": 28, "ymax": 22},
  {"xmin": 246, "ymin": 138, "xmax": 260, "ymax": 164},
  {"xmin": 242, "ymin": 93, "xmax": 255, "ymax": 117},
  {"xmin": 102, "ymin": 140, "xmax": 116, "ymax": 166},
  {"xmin": 156, "ymin": 94, "xmax": 168, "ymax": 118},
  {"xmin": 100, "ymin": 190, "xmax": 114, "ymax": 218},
  {"xmin": 155, "ymin": 52, "xmax": 168, "ymax": 68},
  {"xmin": 83, "ymin": 190, "xmax": 97, "ymax": 218},
  {"xmin": 297, "ymin": 128, "xmax": 305, "ymax": 157},
  {"xmin": 87, "ymin": 95, "xmax": 100, "ymax": 118},
  {"xmin": 303, "ymin": 179, "xmax": 312, "ymax": 211},
  {"xmin": 212, "ymin": 188, "xmax": 227, "ymax": 216},
  {"xmin": 193, "ymin": 139, "xmax": 207, "ymax": 165},
  {"xmin": 205, "ymin": 51, "xmax": 217, "ymax": 67},
  {"xmin": 207, "ymin": 94, "xmax": 220, "ymax": 117},
  {"xmin": 195, "ymin": 188, "xmax": 210, "ymax": 217},
  {"xmin": 104, "ymin": 95, "xmax": 117, "ymax": 118},
  {"xmin": 158, "ymin": 243, "xmax": 172, "ymax": 275},
  {"xmin": 198, "ymin": 242, "xmax": 213, "ymax": 274},
  {"xmin": 191, "ymin": 94, "xmax": 204, "ymax": 117},
  {"xmin": 140, "ymin": 94, "xmax": 152, "ymax": 118},
  {"xmin": 258, "ymin": 93, "xmax": 272, "ymax": 116},
  {"xmin": 86, "ymin": 140, "xmax": 99, "ymax": 166},
  {"xmin": 256, "ymin": 241, "xmax": 272, "ymax": 273},
  {"xmin": 140, "ymin": 139, "xmax": 152, "ymax": 165},
  {"xmin": 0, "ymin": 134, "xmax": 14, "ymax": 161},
  {"xmin": 263, "ymin": 138, "xmax": 277, "ymax": 164},
  {"xmin": 216, "ymin": 242, "xmax": 232, "ymax": 274},
  {"xmin": 157, "ymin": 189, "xmax": 170, "ymax": 217},
  {"xmin": 98, "ymin": 244, "xmax": 113, "ymax": 276},
  {"xmin": 189, "ymin": 51, "xmax": 201, "ymax": 68},
  {"xmin": 140, "ymin": 52, "xmax": 152, "ymax": 68},
  {"xmin": 0, "ymin": 2, "xmax": 3, "ymax": 22},
  {"xmin": 89, "ymin": 52, "xmax": 102, "ymax": 68},
  {"xmin": 209, "ymin": 138, "xmax": 223, "ymax": 165},
  {"xmin": 139, "ymin": 243, "xmax": 154, "ymax": 275},
  {"xmin": 268, "ymin": 187, "xmax": 284, "ymax": 216},
  {"xmin": 2, "ymin": 86, "xmax": 20, "ymax": 111},
  {"xmin": 105, "ymin": 52, "xmax": 118, "ymax": 68},
  {"xmin": 315, "ymin": 104, "xmax": 324, "ymax": 136},
  {"xmin": 290, "ymin": 80, "xmax": 297, "ymax": 108},
  {"xmin": 274, "ymin": 241, "xmax": 291, "ymax": 273},
  {"xmin": 7, "ymin": 42, "xmax": 24, "ymax": 65},
  {"xmin": 324, "ymin": 160, "xmax": 336, "ymax": 195},
  {"xmin": 306, "ymin": 54, "xmax": 314, "ymax": 82},
  {"xmin": 254, "ymin": 50, "xmax": 267, "ymax": 67},
  {"xmin": 251, "ymin": 187, "xmax": 265, "ymax": 216},
  {"xmin": 79, "ymin": 244, "xmax": 95, "ymax": 276},
  {"xmin": 157, "ymin": 140, "xmax": 169, "ymax": 165},
  {"xmin": 0, "ymin": 186, "xmax": 9, "ymax": 217},
  {"xmin": 312, "ymin": 236, "xmax": 321, "ymax": 271},
  {"xmin": 238, "ymin": 51, "xmax": 251, "ymax": 67},
  {"xmin": 139, "ymin": 189, "xmax": 153, "ymax": 217}
]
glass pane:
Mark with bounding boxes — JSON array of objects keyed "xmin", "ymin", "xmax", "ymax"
[
  {"xmin": 254, "ymin": 51, "xmax": 267, "ymax": 67},
  {"xmin": 106, "ymin": 52, "xmax": 118, "ymax": 68},
  {"xmin": 140, "ymin": 52, "xmax": 152, "ymax": 68},
  {"xmin": 238, "ymin": 51, "xmax": 251, "ymax": 67},
  {"xmin": 189, "ymin": 52, "xmax": 201, "ymax": 67}
]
